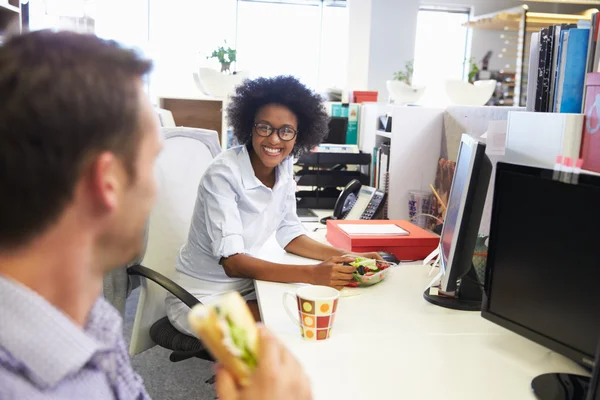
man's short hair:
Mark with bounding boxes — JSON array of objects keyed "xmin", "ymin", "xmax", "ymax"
[{"xmin": 0, "ymin": 30, "xmax": 153, "ymax": 249}]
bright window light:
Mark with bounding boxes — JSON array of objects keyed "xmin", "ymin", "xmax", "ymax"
[
  {"xmin": 236, "ymin": 2, "xmax": 322, "ymax": 88},
  {"xmin": 148, "ymin": 0, "xmax": 237, "ymax": 100},
  {"xmin": 319, "ymin": 5, "xmax": 348, "ymax": 91},
  {"xmin": 412, "ymin": 9, "xmax": 470, "ymax": 89}
]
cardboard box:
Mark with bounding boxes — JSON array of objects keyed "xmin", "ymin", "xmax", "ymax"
[
  {"xmin": 326, "ymin": 219, "xmax": 439, "ymax": 261},
  {"xmin": 350, "ymin": 90, "xmax": 378, "ymax": 104}
]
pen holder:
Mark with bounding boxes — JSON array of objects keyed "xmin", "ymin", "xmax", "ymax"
[{"xmin": 408, "ymin": 190, "xmax": 433, "ymax": 229}]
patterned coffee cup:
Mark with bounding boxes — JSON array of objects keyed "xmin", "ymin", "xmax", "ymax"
[{"xmin": 282, "ymin": 285, "xmax": 339, "ymax": 341}]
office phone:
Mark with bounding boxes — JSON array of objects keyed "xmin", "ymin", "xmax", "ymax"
[{"xmin": 331, "ymin": 179, "xmax": 387, "ymax": 220}]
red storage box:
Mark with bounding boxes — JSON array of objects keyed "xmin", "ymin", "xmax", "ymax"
[
  {"xmin": 326, "ymin": 220, "xmax": 439, "ymax": 262},
  {"xmin": 581, "ymin": 72, "xmax": 600, "ymax": 173},
  {"xmin": 350, "ymin": 91, "xmax": 378, "ymax": 104}
]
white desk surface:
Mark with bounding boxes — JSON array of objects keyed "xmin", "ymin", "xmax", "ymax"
[{"xmin": 254, "ymin": 217, "xmax": 588, "ymax": 400}]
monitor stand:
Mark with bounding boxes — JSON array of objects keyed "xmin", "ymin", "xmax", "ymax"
[
  {"xmin": 423, "ymin": 265, "xmax": 482, "ymax": 311},
  {"xmin": 531, "ymin": 373, "xmax": 590, "ymax": 400}
]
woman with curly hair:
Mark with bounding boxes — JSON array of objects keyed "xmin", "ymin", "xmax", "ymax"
[{"xmin": 166, "ymin": 76, "xmax": 381, "ymax": 331}]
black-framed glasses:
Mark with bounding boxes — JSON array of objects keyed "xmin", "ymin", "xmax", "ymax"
[{"xmin": 253, "ymin": 123, "xmax": 298, "ymax": 141}]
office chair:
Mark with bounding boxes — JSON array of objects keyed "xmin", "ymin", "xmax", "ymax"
[{"xmin": 127, "ymin": 127, "xmax": 221, "ymax": 362}]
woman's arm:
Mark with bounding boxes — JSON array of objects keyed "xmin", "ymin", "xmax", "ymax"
[
  {"xmin": 221, "ymin": 253, "xmax": 314, "ymax": 283},
  {"xmin": 221, "ymin": 253, "xmax": 356, "ymax": 289},
  {"xmin": 284, "ymin": 234, "xmax": 345, "ymax": 261},
  {"xmin": 284, "ymin": 234, "xmax": 385, "ymax": 262}
]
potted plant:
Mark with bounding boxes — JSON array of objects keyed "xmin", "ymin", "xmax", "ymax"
[
  {"xmin": 386, "ymin": 60, "xmax": 425, "ymax": 105},
  {"xmin": 207, "ymin": 41, "xmax": 237, "ymax": 74},
  {"xmin": 195, "ymin": 41, "xmax": 247, "ymax": 98},
  {"xmin": 393, "ymin": 60, "xmax": 414, "ymax": 86},
  {"xmin": 466, "ymin": 57, "xmax": 480, "ymax": 84}
]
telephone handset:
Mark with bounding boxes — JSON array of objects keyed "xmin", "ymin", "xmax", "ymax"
[{"xmin": 332, "ymin": 179, "xmax": 387, "ymax": 220}]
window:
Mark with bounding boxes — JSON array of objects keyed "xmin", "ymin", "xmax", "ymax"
[
  {"xmin": 412, "ymin": 7, "xmax": 470, "ymax": 104},
  {"xmin": 236, "ymin": 0, "xmax": 347, "ymax": 91},
  {"xmin": 28, "ymin": 0, "xmax": 149, "ymax": 49},
  {"xmin": 236, "ymin": 1, "xmax": 321, "ymax": 88},
  {"xmin": 147, "ymin": 0, "xmax": 237, "ymax": 100},
  {"xmin": 27, "ymin": 0, "xmax": 348, "ymax": 98},
  {"xmin": 319, "ymin": 4, "xmax": 348, "ymax": 90}
]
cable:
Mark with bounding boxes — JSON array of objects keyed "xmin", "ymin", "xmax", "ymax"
[
  {"xmin": 460, "ymin": 273, "xmax": 484, "ymax": 289},
  {"xmin": 410, "ymin": 213, "xmax": 444, "ymax": 225}
]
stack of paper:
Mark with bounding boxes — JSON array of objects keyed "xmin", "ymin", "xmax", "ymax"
[{"xmin": 339, "ymin": 224, "xmax": 408, "ymax": 236}]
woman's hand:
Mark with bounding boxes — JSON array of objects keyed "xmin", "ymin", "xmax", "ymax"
[
  {"xmin": 344, "ymin": 251, "xmax": 384, "ymax": 261},
  {"xmin": 311, "ymin": 255, "xmax": 356, "ymax": 290},
  {"xmin": 216, "ymin": 326, "xmax": 312, "ymax": 400}
]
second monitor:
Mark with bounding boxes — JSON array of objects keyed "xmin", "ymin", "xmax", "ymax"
[{"xmin": 424, "ymin": 134, "xmax": 492, "ymax": 311}]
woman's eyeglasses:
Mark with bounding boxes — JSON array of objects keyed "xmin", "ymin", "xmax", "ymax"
[{"xmin": 254, "ymin": 123, "xmax": 297, "ymax": 141}]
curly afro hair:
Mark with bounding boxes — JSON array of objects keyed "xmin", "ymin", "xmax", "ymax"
[{"xmin": 226, "ymin": 75, "xmax": 330, "ymax": 156}]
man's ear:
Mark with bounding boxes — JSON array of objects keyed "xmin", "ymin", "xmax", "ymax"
[{"xmin": 87, "ymin": 152, "xmax": 123, "ymax": 212}]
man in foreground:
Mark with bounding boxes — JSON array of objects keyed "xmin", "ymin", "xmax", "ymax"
[{"xmin": 0, "ymin": 30, "xmax": 310, "ymax": 400}]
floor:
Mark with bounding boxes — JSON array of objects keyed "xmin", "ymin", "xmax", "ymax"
[{"xmin": 123, "ymin": 289, "xmax": 217, "ymax": 400}]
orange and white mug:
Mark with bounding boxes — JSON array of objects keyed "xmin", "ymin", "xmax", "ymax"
[{"xmin": 282, "ymin": 285, "xmax": 339, "ymax": 341}]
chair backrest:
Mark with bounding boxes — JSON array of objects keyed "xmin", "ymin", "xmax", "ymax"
[
  {"xmin": 129, "ymin": 127, "xmax": 221, "ymax": 356},
  {"xmin": 155, "ymin": 107, "xmax": 176, "ymax": 128}
]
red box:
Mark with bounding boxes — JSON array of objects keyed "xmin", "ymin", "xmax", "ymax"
[
  {"xmin": 350, "ymin": 91, "xmax": 378, "ymax": 104},
  {"xmin": 581, "ymin": 73, "xmax": 600, "ymax": 173},
  {"xmin": 326, "ymin": 220, "xmax": 439, "ymax": 261}
]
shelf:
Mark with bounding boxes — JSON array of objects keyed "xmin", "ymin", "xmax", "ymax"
[
  {"xmin": 297, "ymin": 195, "xmax": 338, "ymax": 210},
  {"xmin": 463, "ymin": 5, "xmax": 594, "ymax": 31},
  {"xmin": 376, "ymin": 130, "xmax": 392, "ymax": 139},
  {"xmin": 0, "ymin": 1, "xmax": 19, "ymax": 35},
  {"xmin": 296, "ymin": 151, "xmax": 371, "ymax": 166},
  {"xmin": 463, "ymin": 6, "xmax": 525, "ymax": 31},
  {"xmin": 0, "ymin": 3, "xmax": 19, "ymax": 14},
  {"xmin": 296, "ymin": 171, "xmax": 369, "ymax": 187}
]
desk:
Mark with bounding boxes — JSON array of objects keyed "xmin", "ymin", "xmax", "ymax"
[{"xmin": 254, "ymin": 225, "xmax": 588, "ymax": 400}]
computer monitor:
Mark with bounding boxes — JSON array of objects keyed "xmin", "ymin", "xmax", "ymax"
[
  {"xmin": 423, "ymin": 134, "xmax": 492, "ymax": 311},
  {"xmin": 588, "ymin": 341, "xmax": 600, "ymax": 400},
  {"xmin": 325, "ymin": 117, "xmax": 348, "ymax": 144},
  {"xmin": 482, "ymin": 162, "xmax": 600, "ymax": 400}
]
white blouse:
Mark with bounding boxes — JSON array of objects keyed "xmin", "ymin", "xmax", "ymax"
[{"xmin": 166, "ymin": 145, "xmax": 306, "ymax": 335}]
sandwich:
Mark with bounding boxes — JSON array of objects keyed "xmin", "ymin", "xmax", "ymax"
[{"xmin": 188, "ymin": 291, "xmax": 259, "ymax": 387}]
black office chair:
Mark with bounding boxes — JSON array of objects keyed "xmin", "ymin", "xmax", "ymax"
[{"xmin": 127, "ymin": 265, "xmax": 213, "ymax": 362}]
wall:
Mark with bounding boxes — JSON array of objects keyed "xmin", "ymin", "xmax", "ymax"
[
  {"xmin": 368, "ymin": 0, "xmax": 419, "ymax": 96},
  {"xmin": 346, "ymin": 0, "xmax": 419, "ymax": 96},
  {"xmin": 346, "ymin": 0, "xmax": 372, "ymax": 91}
]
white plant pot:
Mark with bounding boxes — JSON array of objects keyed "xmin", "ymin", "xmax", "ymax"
[
  {"xmin": 444, "ymin": 79, "xmax": 497, "ymax": 106},
  {"xmin": 193, "ymin": 68, "xmax": 249, "ymax": 98},
  {"xmin": 386, "ymin": 80, "xmax": 426, "ymax": 104}
]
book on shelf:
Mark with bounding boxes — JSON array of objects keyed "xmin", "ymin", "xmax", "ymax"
[
  {"xmin": 553, "ymin": 29, "xmax": 570, "ymax": 112},
  {"xmin": 535, "ymin": 27, "xmax": 551, "ymax": 112},
  {"xmin": 586, "ymin": 13, "xmax": 598, "ymax": 75},
  {"xmin": 370, "ymin": 146, "xmax": 378, "ymax": 187},
  {"xmin": 529, "ymin": 22, "xmax": 592, "ymax": 113},
  {"xmin": 581, "ymin": 73, "xmax": 600, "ymax": 173},
  {"xmin": 526, "ymin": 32, "xmax": 540, "ymax": 112},
  {"xmin": 556, "ymin": 28, "xmax": 590, "ymax": 113},
  {"xmin": 377, "ymin": 142, "xmax": 390, "ymax": 191}
]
